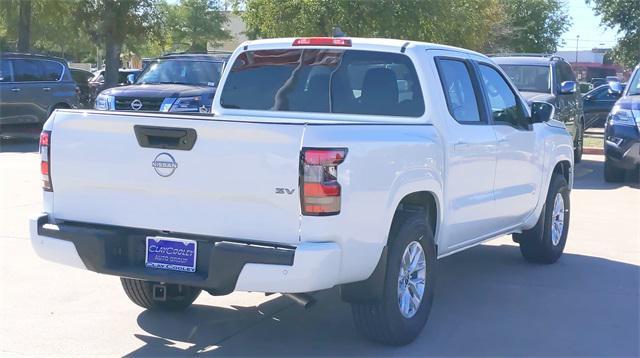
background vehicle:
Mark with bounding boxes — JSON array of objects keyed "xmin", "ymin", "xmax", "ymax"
[
  {"xmin": 0, "ymin": 52, "xmax": 79, "ymax": 138},
  {"xmin": 606, "ymin": 75, "xmax": 620, "ymax": 83},
  {"xmin": 89, "ymin": 68, "xmax": 142, "ymax": 100},
  {"xmin": 493, "ymin": 54, "xmax": 585, "ymax": 162},
  {"xmin": 604, "ymin": 64, "xmax": 640, "ymax": 182},
  {"xmin": 69, "ymin": 68, "xmax": 94, "ymax": 108},
  {"xmin": 591, "ymin": 77, "xmax": 607, "ymax": 87},
  {"xmin": 578, "ymin": 81, "xmax": 593, "ymax": 94},
  {"xmin": 583, "ymin": 84, "xmax": 625, "ymax": 129},
  {"xmin": 94, "ymin": 53, "xmax": 228, "ymax": 113},
  {"xmin": 31, "ymin": 38, "xmax": 573, "ymax": 346}
]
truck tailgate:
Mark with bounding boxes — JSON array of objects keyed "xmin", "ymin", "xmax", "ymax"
[{"xmin": 50, "ymin": 111, "xmax": 304, "ymax": 245}]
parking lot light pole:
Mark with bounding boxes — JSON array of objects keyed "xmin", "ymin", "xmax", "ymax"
[{"xmin": 575, "ymin": 35, "xmax": 580, "ymax": 63}]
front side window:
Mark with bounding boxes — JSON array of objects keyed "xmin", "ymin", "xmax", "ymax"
[
  {"xmin": 220, "ymin": 49, "xmax": 425, "ymax": 117},
  {"xmin": 41, "ymin": 61, "xmax": 63, "ymax": 81},
  {"xmin": 500, "ymin": 64, "xmax": 550, "ymax": 93},
  {"xmin": 556, "ymin": 62, "xmax": 575, "ymax": 84},
  {"xmin": 136, "ymin": 60, "xmax": 222, "ymax": 87},
  {"xmin": 593, "ymin": 86, "xmax": 622, "ymax": 101},
  {"xmin": 479, "ymin": 64, "xmax": 526, "ymax": 127},
  {"xmin": 12, "ymin": 59, "xmax": 45, "ymax": 82},
  {"xmin": 436, "ymin": 59, "xmax": 482, "ymax": 123},
  {"xmin": 0, "ymin": 60, "xmax": 11, "ymax": 82}
]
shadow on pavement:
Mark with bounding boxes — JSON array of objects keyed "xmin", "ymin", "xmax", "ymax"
[
  {"xmin": 130, "ymin": 244, "xmax": 639, "ymax": 357},
  {"xmin": 573, "ymin": 159, "xmax": 639, "ymax": 190},
  {"xmin": 0, "ymin": 138, "xmax": 39, "ymax": 153}
]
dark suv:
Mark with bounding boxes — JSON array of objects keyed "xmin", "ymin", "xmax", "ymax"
[
  {"xmin": 0, "ymin": 53, "xmax": 79, "ymax": 137},
  {"xmin": 493, "ymin": 55, "xmax": 584, "ymax": 162},
  {"xmin": 95, "ymin": 53, "xmax": 228, "ymax": 113},
  {"xmin": 604, "ymin": 64, "xmax": 640, "ymax": 182}
]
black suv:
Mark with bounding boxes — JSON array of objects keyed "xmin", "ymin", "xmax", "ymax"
[
  {"xmin": 604, "ymin": 64, "xmax": 640, "ymax": 182},
  {"xmin": 95, "ymin": 53, "xmax": 228, "ymax": 113},
  {"xmin": 0, "ymin": 53, "xmax": 79, "ymax": 137},
  {"xmin": 493, "ymin": 55, "xmax": 585, "ymax": 162}
]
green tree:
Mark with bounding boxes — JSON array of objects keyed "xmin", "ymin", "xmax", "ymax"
[
  {"xmin": 588, "ymin": 0, "xmax": 640, "ymax": 68},
  {"xmin": 167, "ymin": 0, "xmax": 231, "ymax": 52},
  {"xmin": 239, "ymin": 0, "xmax": 503, "ymax": 52},
  {"xmin": 489, "ymin": 0, "xmax": 570, "ymax": 53},
  {"xmin": 0, "ymin": 0, "xmax": 94, "ymax": 60},
  {"xmin": 77, "ymin": 0, "xmax": 162, "ymax": 87}
]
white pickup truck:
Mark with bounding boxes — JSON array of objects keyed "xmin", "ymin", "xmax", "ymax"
[{"xmin": 31, "ymin": 37, "xmax": 573, "ymax": 346}]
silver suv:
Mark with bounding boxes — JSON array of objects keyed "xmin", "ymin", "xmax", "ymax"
[{"xmin": 0, "ymin": 53, "xmax": 79, "ymax": 138}]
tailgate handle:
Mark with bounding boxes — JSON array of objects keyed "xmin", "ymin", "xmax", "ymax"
[{"xmin": 134, "ymin": 125, "xmax": 197, "ymax": 151}]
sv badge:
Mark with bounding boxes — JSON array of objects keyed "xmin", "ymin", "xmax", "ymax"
[{"xmin": 275, "ymin": 188, "xmax": 296, "ymax": 195}]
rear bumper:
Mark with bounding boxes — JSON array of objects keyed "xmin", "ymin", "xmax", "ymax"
[{"xmin": 30, "ymin": 214, "xmax": 341, "ymax": 294}]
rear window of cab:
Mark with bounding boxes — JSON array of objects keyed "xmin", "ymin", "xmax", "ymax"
[{"xmin": 220, "ymin": 49, "xmax": 425, "ymax": 117}]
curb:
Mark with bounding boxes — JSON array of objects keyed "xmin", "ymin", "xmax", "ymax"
[{"xmin": 583, "ymin": 147, "xmax": 603, "ymax": 155}]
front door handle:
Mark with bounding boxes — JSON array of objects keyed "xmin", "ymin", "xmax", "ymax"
[
  {"xmin": 10, "ymin": 88, "xmax": 20, "ymax": 93},
  {"xmin": 42, "ymin": 87, "xmax": 51, "ymax": 92}
]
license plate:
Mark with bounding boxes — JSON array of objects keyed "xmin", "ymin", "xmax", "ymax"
[{"xmin": 145, "ymin": 236, "xmax": 197, "ymax": 273}]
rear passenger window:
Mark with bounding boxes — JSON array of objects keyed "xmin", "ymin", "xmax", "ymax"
[
  {"xmin": 12, "ymin": 59, "xmax": 44, "ymax": 82},
  {"xmin": 42, "ymin": 61, "xmax": 63, "ymax": 81},
  {"xmin": 436, "ymin": 59, "xmax": 482, "ymax": 123},
  {"xmin": 478, "ymin": 64, "xmax": 526, "ymax": 127},
  {"xmin": 0, "ymin": 60, "xmax": 11, "ymax": 82},
  {"xmin": 220, "ymin": 49, "xmax": 425, "ymax": 117}
]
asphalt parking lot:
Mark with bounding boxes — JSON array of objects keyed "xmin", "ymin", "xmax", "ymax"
[{"xmin": 1, "ymin": 139, "xmax": 638, "ymax": 357}]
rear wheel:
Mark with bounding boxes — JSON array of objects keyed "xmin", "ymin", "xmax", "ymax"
[
  {"xmin": 120, "ymin": 278, "xmax": 201, "ymax": 311},
  {"xmin": 351, "ymin": 212, "xmax": 436, "ymax": 346},
  {"xmin": 514, "ymin": 174, "xmax": 570, "ymax": 264},
  {"xmin": 604, "ymin": 157, "xmax": 625, "ymax": 182}
]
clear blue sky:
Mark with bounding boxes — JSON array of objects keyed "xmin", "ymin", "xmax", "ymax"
[{"xmin": 558, "ymin": 0, "xmax": 619, "ymax": 51}]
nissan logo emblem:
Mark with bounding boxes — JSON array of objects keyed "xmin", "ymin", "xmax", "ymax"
[
  {"xmin": 131, "ymin": 99, "xmax": 143, "ymax": 111},
  {"xmin": 152, "ymin": 152, "xmax": 178, "ymax": 177}
]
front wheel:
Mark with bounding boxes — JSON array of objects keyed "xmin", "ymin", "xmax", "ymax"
[
  {"xmin": 514, "ymin": 174, "xmax": 570, "ymax": 264},
  {"xmin": 351, "ymin": 213, "xmax": 436, "ymax": 346},
  {"xmin": 120, "ymin": 278, "xmax": 201, "ymax": 311}
]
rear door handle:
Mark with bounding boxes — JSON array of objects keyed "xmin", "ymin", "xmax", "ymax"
[
  {"xmin": 42, "ymin": 87, "xmax": 51, "ymax": 92},
  {"xmin": 134, "ymin": 125, "xmax": 197, "ymax": 151},
  {"xmin": 10, "ymin": 88, "xmax": 20, "ymax": 93}
]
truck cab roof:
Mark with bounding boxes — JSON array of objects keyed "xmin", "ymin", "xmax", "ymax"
[{"xmin": 239, "ymin": 37, "xmax": 487, "ymax": 58}]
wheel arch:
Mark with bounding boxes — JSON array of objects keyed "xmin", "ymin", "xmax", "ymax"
[{"xmin": 341, "ymin": 190, "xmax": 440, "ymax": 304}]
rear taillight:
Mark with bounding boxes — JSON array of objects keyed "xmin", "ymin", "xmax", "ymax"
[
  {"xmin": 292, "ymin": 37, "xmax": 352, "ymax": 47},
  {"xmin": 40, "ymin": 131, "xmax": 52, "ymax": 191},
  {"xmin": 300, "ymin": 148, "xmax": 347, "ymax": 216}
]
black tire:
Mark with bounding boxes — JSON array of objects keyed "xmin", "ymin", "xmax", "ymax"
[
  {"xmin": 120, "ymin": 278, "xmax": 201, "ymax": 311},
  {"xmin": 514, "ymin": 174, "xmax": 570, "ymax": 264},
  {"xmin": 574, "ymin": 121, "xmax": 583, "ymax": 164},
  {"xmin": 351, "ymin": 212, "xmax": 436, "ymax": 346},
  {"xmin": 604, "ymin": 157, "xmax": 625, "ymax": 182}
]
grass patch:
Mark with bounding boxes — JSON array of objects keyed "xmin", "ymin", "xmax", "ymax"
[{"xmin": 584, "ymin": 135, "xmax": 603, "ymax": 149}]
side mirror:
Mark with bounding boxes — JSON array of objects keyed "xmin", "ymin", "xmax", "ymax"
[
  {"xmin": 126, "ymin": 73, "xmax": 136, "ymax": 84},
  {"xmin": 608, "ymin": 81, "xmax": 623, "ymax": 96},
  {"xmin": 559, "ymin": 81, "xmax": 577, "ymax": 94},
  {"xmin": 531, "ymin": 101, "xmax": 555, "ymax": 123}
]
